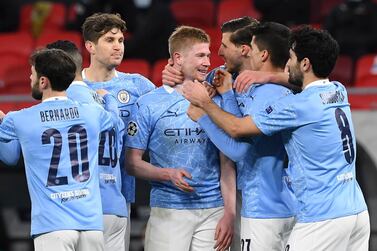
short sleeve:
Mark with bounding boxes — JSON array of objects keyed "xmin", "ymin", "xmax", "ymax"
[
  {"xmin": 252, "ymin": 96, "xmax": 298, "ymax": 136},
  {"xmin": 125, "ymin": 101, "xmax": 152, "ymax": 150},
  {"xmin": 0, "ymin": 113, "xmax": 18, "ymax": 142}
]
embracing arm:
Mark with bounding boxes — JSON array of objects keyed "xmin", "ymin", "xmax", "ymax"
[{"xmin": 234, "ymin": 70, "xmax": 300, "ymax": 93}]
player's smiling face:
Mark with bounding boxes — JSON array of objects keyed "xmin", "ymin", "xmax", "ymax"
[
  {"xmin": 180, "ymin": 42, "xmax": 210, "ymax": 82},
  {"xmin": 92, "ymin": 28, "xmax": 124, "ymax": 69}
]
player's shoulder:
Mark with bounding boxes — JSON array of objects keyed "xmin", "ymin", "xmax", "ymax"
[
  {"xmin": 135, "ymin": 86, "xmax": 168, "ymax": 107},
  {"xmin": 117, "ymin": 72, "xmax": 155, "ymax": 89}
]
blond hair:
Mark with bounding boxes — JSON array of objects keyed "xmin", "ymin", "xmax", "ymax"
[{"xmin": 168, "ymin": 26, "xmax": 210, "ymax": 56}]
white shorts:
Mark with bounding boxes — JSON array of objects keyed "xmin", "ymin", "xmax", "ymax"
[
  {"xmin": 286, "ymin": 210, "xmax": 370, "ymax": 251},
  {"xmin": 34, "ymin": 230, "xmax": 104, "ymax": 251},
  {"xmin": 240, "ymin": 216, "xmax": 295, "ymax": 251},
  {"xmin": 103, "ymin": 214, "xmax": 127, "ymax": 250},
  {"xmin": 124, "ymin": 203, "xmax": 131, "ymax": 251},
  {"xmin": 145, "ymin": 206, "xmax": 224, "ymax": 251}
]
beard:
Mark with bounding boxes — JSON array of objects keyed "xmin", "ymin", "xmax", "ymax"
[
  {"xmin": 31, "ymin": 82, "xmax": 42, "ymax": 100},
  {"xmin": 288, "ymin": 68, "xmax": 304, "ymax": 88}
]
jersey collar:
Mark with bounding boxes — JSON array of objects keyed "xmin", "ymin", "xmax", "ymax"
[
  {"xmin": 42, "ymin": 96, "xmax": 68, "ymax": 102},
  {"xmin": 81, "ymin": 69, "xmax": 119, "ymax": 81},
  {"xmin": 304, "ymin": 79, "xmax": 331, "ymax": 90},
  {"xmin": 70, "ymin": 80, "xmax": 89, "ymax": 87}
]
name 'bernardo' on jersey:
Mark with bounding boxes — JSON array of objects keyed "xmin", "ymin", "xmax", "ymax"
[
  {"xmin": 40, "ymin": 107, "xmax": 80, "ymax": 122},
  {"xmin": 164, "ymin": 127, "xmax": 208, "ymax": 144}
]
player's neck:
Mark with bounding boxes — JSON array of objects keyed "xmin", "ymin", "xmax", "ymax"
[
  {"xmin": 42, "ymin": 90, "xmax": 67, "ymax": 101},
  {"xmin": 259, "ymin": 63, "xmax": 284, "ymax": 73},
  {"xmin": 174, "ymin": 83, "xmax": 184, "ymax": 95},
  {"xmin": 302, "ymin": 72, "xmax": 322, "ymax": 90},
  {"xmin": 84, "ymin": 63, "xmax": 116, "ymax": 82}
]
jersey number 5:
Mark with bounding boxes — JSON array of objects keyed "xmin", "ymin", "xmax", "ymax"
[
  {"xmin": 42, "ymin": 125, "xmax": 90, "ymax": 186},
  {"xmin": 335, "ymin": 108, "xmax": 355, "ymax": 164}
]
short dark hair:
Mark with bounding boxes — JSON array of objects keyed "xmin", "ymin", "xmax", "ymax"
[
  {"xmin": 82, "ymin": 13, "xmax": 127, "ymax": 43},
  {"xmin": 289, "ymin": 25, "xmax": 339, "ymax": 78},
  {"xmin": 30, "ymin": 48, "xmax": 76, "ymax": 91},
  {"xmin": 220, "ymin": 16, "xmax": 259, "ymax": 33},
  {"xmin": 244, "ymin": 22, "xmax": 291, "ymax": 69},
  {"xmin": 46, "ymin": 40, "xmax": 83, "ymax": 72},
  {"xmin": 229, "ymin": 24, "xmax": 257, "ymax": 46}
]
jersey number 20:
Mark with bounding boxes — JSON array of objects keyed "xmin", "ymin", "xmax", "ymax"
[{"xmin": 42, "ymin": 125, "xmax": 90, "ymax": 186}]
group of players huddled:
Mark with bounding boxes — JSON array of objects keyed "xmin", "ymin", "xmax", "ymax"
[{"xmin": 0, "ymin": 12, "xmax": 370, "ymax": 251}]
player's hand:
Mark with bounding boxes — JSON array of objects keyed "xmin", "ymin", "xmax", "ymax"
[
  {"xmin": 96, "ymin": 89, "xmax": 109, "ymax": 96},
  {"xmin": 214, "ymin": 212, "xmax": 234, "ymax": 251},
  {"xmin": 0, "ymin": 110, "xmax": 5, "ymax": 124},
  {"xmin": 213, "ymin": 69, "xmax": 233, "ymax": 94},
  {"xmin": 167, "ymin": 168, "xmax": 194, "ymax": 193},
  {"xmin": 234, "ymin": 70, "xmax": 273, "ymax": 93},
  {"xmin": 182, "ymin": 79, "xmax": 212, "ymax": 108},
  {"xmin": 162, "ymin": 58, "xmax": 184, "ymax": 86},
  {"xmin": 203, "ymin": 81, "xmax": 217, "ymax": 98},
  {"xmin": 187, "ymin": 104, "xmax": 205, "ymax": 122}
]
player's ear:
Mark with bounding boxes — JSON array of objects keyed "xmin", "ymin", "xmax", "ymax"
[
  {"xmin": 301, "ymin": 57, "xmax": 311, "ymax": 72},
  {"xmin": 85, "ymin": 41, "xmax": 95, "ymax": 55},
  {"xmin": 261, "ymin": 49, "xmax": 269, "ymax": 62},
  {"xmin": 172, "ymin": 51, "xmax": 183, "ymax": 67},
  {"xmin": 241, "ymin": 45, "xmax": 251, "ymax": 57},
  {"xmin": 39, "ymin": 76, "xmax": 50, "ymax": 90}
]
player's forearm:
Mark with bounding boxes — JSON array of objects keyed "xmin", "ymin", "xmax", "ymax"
[
  {"xmin": 202, "ymin": 101, "xmax": 248, "ymax": 138},
  {"xmin": 271, "ymin": 72, "xmax": 300, "ymax": 92},
  {"xmin": 0, "ymin": 141, "xmax": 21, "ymax": 166},
  {"xmin": 221, "ymin": 90, "xmax": 242, "ymax": 117},
  {"xmin": 220, "ymin": 154, "xmax": 236, "ymax": 217},
  {"xmin": 125, "ymin": 150, "xmax": 170, "ymax": 182},
  {"xmin": 198, "ymin": 115, "xmax": 250, "ymax": 162},
  {"xmin": 103, "ymin": 94, "xmax": 120, "ymax": 121}
]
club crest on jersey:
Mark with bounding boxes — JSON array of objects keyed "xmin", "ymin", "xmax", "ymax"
[
  {"xmin": 117, "ymin": 90, "xmax": 130, "ymax": 104},
  {"xmin": 127, "ymin": 121, "xmax": 138, "ymax": 136}
]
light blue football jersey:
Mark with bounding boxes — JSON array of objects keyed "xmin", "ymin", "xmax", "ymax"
[
  {"xmin": 83, "ymin": 71, "xmax": 155, "ymax": 204},
  {"xmin": 198, "ymin": 84, "xmax": 296, "ymax": 218},
  {"xmin": 0, "ymin": 140, "xmax": 21, "ymax": 166},
  {"xmin": 235, "ymin": 84, "xmax": 296, "ymax": 218},
  {"xmin": 67, "ymin": 81, "xmax": 128, "ymax": 217},
  {"xmin": 125, "ymin": 85, "xmax": 224, "ymax": 209},
  {"xmin": 206, "ymin": 67, "xmax": 297, "ymax": 219},
  {"xmin": 252, "ymin": 80, "xmax": 368, "ymax": 222},
  {"xmin": 0, "ymin": 96, "xmax": 121, "ymax": 236}
]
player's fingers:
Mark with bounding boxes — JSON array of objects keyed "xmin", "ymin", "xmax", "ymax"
[{"xmin": 181, "ymin": 169, "xmax": 192, "ymax": 179}]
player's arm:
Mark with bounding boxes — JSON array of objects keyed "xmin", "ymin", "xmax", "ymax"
[
  {"xmin": 0, "ymin": 111, "xmax": 18, "ymax": 143},
  {"xmin": 183, "ymin": 81, "xmax": 262, "ymax": 138},
  {"xmin": 125, "ymin": 148, "xmax": 194, "ymax": 192},
  {"xmin": 234, "ymin": 70, "xmax": 300, "ymax": 93},
  {"xmin": 197, "ymin": 113, "xmax": 251, "ymax": 162},
  {"xmin": 214, "ymin": 153, "xmax": 236, "ymax": 251},
  {"xmin": 0, "ymin": 140, "xmax": 21, "ymax": 166}
]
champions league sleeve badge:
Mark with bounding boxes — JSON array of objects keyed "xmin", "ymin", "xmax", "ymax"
[
  {"xmin": 127, "ymin": 121, "xmax": 138, "ymax": 136},
  {"xmin": 117, "ymin": 90, "xmax": 130, "ymax": 104}
]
